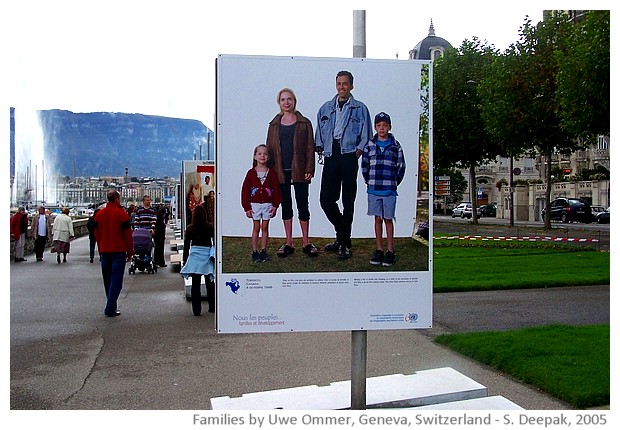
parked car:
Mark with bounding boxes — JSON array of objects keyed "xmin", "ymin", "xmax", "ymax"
[
  {"xmin": 541, "ymin": 198, "xmax": 592, "ymax": 223},
  {"xmin": 477, "ymin": 203, "xmax": 497, "ymax": 217},
  {"xmin": 463, "ymin": 205, "xmax": 473, "ymax": 219},
  {"xmin": 596, "ymin": 207, "xmax": 610, "ymax": 224},
  {"xmin": 451, "ymin": 202, "xmax": 472, "ymax": 219},
  {"xmin": 590, "ymin": 206, "xmax": 606, "ymax": 217}
]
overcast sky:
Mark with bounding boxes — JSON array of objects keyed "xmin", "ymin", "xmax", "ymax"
[{"xmin": 5, "ymin": 0, "xmax": 599, "ymax": 130}]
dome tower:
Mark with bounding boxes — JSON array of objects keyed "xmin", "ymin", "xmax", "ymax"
[{"xmin": 409, "ymin": 20, "xmax": 453, "ymax": 60}]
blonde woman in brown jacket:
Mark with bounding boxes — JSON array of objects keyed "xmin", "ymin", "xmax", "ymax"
[{"xmin": 266, "ymin": 88, "xmax": 318, "ymax": 258}]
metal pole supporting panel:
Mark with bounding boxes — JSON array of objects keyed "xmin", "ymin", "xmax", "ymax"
[
  {"xmin": 351, "ymin": 330, "xmax": 367, "ymax": 409},
  {"xmin": 351, "ymin": 9, "xmax": 367, "ymax": 410}
]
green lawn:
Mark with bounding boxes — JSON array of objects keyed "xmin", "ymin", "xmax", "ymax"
[
  {"xmin": 435, "ymin": 324, "xmax": 610, "ymax": 409},
  {"xmin": 433, "ymin": 241, "xmax": 610, "ymax": 409},
  {"xmin": 433, "ymin": 241, "xmax": 610, "ymax": 292}
]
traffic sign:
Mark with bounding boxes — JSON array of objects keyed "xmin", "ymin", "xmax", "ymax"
[{"xmin": 434, "ymin": 176, "xmax": 451, "ymax": 196}]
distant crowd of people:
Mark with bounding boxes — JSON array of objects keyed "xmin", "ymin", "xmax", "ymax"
[
  {"xmin": 10, "ymin": 199, "xmax": 172, "ymax": 264},
  {"xmin": 10, "ymin": 205, "xmax": 76, "ymax": 264},
  {"xmin": 126, "ymin": 195, "xmax": 171, "ymax": 268},
  {"xmin": 9, "ymin": 195, "xmax": 179, "ymax": 318}
]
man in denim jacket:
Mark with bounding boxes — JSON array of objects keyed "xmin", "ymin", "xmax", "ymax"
[{"xmin": 315, "ymin": 70, "xmax": 372, "ymax": 259}]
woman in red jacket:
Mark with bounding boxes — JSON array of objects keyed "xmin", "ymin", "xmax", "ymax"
[{"xmin": 10, "ymin": 207, "xmax": 28, "ymax": 262}]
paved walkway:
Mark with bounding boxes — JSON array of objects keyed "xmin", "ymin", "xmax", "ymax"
[{"xmin": 9, "ymin": 224, "xmax": 609, "ymax": 411}]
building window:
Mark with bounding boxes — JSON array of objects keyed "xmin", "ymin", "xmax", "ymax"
[
  {"xmin": 498, "ymin": 157, "xmax": 509, "ymax": 172},
  {"xmin": 431, "ymin": 48, "xmax": 444, "ymax": 60},
  {"xmin": 597, "ymin": 135, "xmax": 608, "ymax": 150}
]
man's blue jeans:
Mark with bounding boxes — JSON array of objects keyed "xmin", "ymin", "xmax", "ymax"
[{"xmin": 101, "ymin": 252, "xmax": 127, "ymax": 315}]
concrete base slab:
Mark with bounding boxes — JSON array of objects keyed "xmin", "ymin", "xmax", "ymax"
[
  {"xmin": 410, "ymin": 395, "xmax": 523, "ymax": 410},
  {"xmin": 210, "ymin": 367, "xmax": 490, "ymax": 410}
]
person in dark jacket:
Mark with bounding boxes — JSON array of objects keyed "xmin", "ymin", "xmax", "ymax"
[
  {"xmin": 180, "ymin": 205, "xmax": 215, "ymax": 316},
  {"xmin": 86, "ymin": 208, "xmax": 101, "ymax": 263},
  {"xmin": 153, "ymin": 207, "xmax": 167, "ymax": 268},
  {"xmin": 32, "ymin": 205, "xmax": 52, "ymax": 262}
]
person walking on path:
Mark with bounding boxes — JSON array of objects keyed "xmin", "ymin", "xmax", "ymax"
[
  {"xmin": 153, "ymin": 207, "xmax": 167, "ymax": 268},
  {"xmin": 315, "ymin": 70, "xmax": 372, "ymax": 260},
  {"xmin": 266, "ymin": 88, "xmax": 318, "ymax": 258},
  {"xmin": 52, "ymin": 207, "xmax": 74, "ymax": 264},
  {"xmin": 180, "ymin": 205, "xmax": 215, "ymax": 316},
  {"xmin": 133, "ymin": 195, "xmax": 157, "ymax": 234},
  {"xmin": 10, "ymin": 207, "xmax": 28, "ymax": 262},
  {"xmin": 94, "ymin": 189, "xmax": 134, "ymax": 317},
  {"xmin": 32, "ymin": 205, "xmax": 53, "ymax": 262},
  {"xmin": 86, "ymin": 208, "xmax": 101, "ymax": 263},
  {"xmin": 127, "ymin": 204, "xmax": 137, "ymax": 228}
]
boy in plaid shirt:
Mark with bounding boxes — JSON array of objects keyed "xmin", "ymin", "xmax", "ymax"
[{"xmin": 361, "ymin": 112, "xmax": 406, "ymax": 267}]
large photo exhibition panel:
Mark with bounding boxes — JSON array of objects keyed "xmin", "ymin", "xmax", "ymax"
[{"xmin": 215, "ymin": 55, "xmax": 432, "ymax": 333}]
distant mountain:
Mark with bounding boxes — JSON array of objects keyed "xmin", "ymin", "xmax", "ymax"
[{"xmin": 38, "ymin": 110, "xmax": 213, "ymax": 178}]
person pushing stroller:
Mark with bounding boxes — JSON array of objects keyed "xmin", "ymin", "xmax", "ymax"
[{"xmin": 129, "ymin": 228, "xmax": 157, "ymax": 274}]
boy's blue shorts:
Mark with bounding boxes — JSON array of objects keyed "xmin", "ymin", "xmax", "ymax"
[{"xmin": 367, "ymin": 194, "xmax": 397, "ymax": 220}]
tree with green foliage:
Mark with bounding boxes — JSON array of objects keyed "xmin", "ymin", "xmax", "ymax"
[
  {"xmin": 418, "ymin": 64, "xmax": 431, "ymax": 196},
  {"xmin": 478, "ymin": 43, "xmax": 534, "ymax": 226},
  {"xmin": 433, "ymin": 38, "xmax": 498, "ymax": 224},
  {"xmin": 479, "ymin": 14, "xmax": 580, "ymax": 230},
  {"xmin": 555, "ymin": 10, "xmax": 610, "ymax": 139}
]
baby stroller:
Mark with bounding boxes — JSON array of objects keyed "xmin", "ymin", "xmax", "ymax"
[{"xmin": 129, "ymin": 228, "xmax": 157, "ymax": 274}]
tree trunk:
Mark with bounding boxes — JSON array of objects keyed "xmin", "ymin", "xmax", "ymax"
[
  {"xmin": 544, "ymin": 146, "xmax": 553, "ymax": 230},
  {"xmin": 469, "ymin": 165, "xmax": 478, "ymax": 224}
]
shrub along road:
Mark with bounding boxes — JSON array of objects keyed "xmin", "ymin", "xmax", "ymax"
[{"xmin": 434, "ymin": 216, "xmax": 610, "ymax": 251}]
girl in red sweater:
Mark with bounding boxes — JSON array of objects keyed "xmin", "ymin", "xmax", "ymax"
[{"xmin": 241, "ymin": 144, "xmax": 282, "ymax": 263}]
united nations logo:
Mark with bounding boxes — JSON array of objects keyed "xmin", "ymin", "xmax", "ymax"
[{"xmin": 404, "ymin": 313, "xmax": 418, "ymax": 323}]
